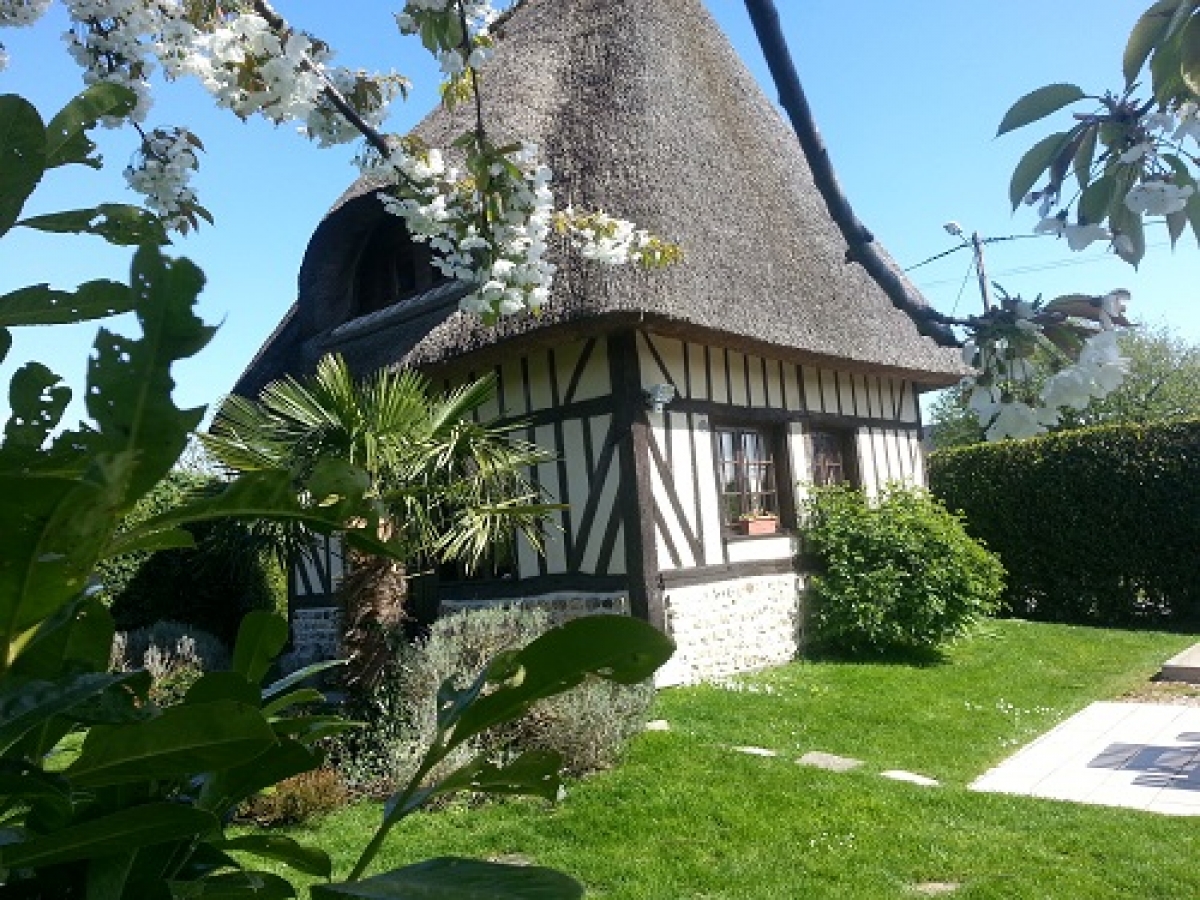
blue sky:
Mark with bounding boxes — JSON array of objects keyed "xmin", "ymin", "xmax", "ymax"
[{"xmin": 1, "ymin": 1, "xmax": 1195, "ymax": 426}]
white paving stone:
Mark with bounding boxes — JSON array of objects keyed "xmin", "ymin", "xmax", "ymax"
[
  {"xmin": 970, "ymin": 702, "xmax": 1200, "ymax": 815},
  {"xmin": 881, "ymin": 770, "xmax": 940, "ymax": 787}
]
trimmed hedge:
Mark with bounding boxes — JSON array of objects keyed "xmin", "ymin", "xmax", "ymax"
[
  {"xmin": 98, "ymin": 471, "xmax": 287, "ymax": 645},
  {"xmin": 928, "ymin": 418, "xmax": 1200, "ymax": 626}
]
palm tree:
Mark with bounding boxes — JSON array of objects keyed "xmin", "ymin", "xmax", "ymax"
[{"xmin": 201, "ymin": 353, "xmax": 555, "ymax": 688}]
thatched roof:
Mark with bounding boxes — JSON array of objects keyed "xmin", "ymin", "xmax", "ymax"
[{"xmin": 236, "ymin": 0, "xmax": 961, "ymax": 397}]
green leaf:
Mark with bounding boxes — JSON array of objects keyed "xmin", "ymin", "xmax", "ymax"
[
  {"xmin": 262, "ymin": 659, "xmax": 343, "ymax": 704},
  {"xmin": 1186, "ymin": 190, "xmax": 1200, "ymax": 248},
  {"xmin": 0, "ymin": 764, "xmax": 71, "ymax": 822},
  {"xmin": 1009, "ymin": 131, "xmax": 1073, "ymax": 210},
  {"xmin": 2, "ymin": 362, "xmax": 71, "ymax": 457},
  {"xmin": 17, "ymin": 205, "xmax": 168, "ymax": 246},
  {"xmin": 0, "ymin": 279, "xmax": 137, "ymax": 327},
  {"xmin": 184, "ymin": 672, "xmax": 260, "ymax": 707},
  {"xmin": 64, "ymin": 246, "xmax": 213, "ymax": 507},
  {"xmin": 44, "ymin": 83, "xmax": 138, "ymax": 170},
  {"xmin": 0, "ymin": 673, "xmax": 137, "ymax": 754},
  {"xmin": 449, "ymin": 616, "xmax": 673, "ymax": 747},
  {"xmin": 1168, "ymin": 208, "xmax": 1190, "ymax": 246},
  {"xmin": 68, "ymin": 700, "xmax": 277, "ymax": 787},
  {"xmin": 261, "ymin": 688, "xmax": 324, "ymax": 718},
  {"xmin": 86, "ymin": 851, "xmax": 137, "ymax": 900},
  {"xmin": 0, "ymin": 474, "xmax": 122, "ymax": 646},
  {"xmin": 996, "ymin": 84, "xmax": 1086, "ymax": 136},
  {"xmin": 1078, "ymin": 171, "xmax": 1118, "ymax": 226},
  {"xmin": 389, "ymin": 750, "xmax": 562, "ymax": 821},
  {"xmin": 171, "ymin": 871, "xmax": 296, "ymax": 899},
  {"xmin": 0, "ymin": 803, "xmax": 216, "ymax": 869},
  {"xmin": 232, "ymin": 611, "xmax": 288, "ymax": 687},
  {"xmin": 1181, "ymin": 12, "xmax": 1200, "ymax": 94},
  {"xmin": 1152, "ymin": 24, "xmax": 1190, "ymax": 105},
  {"xmin": 314, "ymin": 858, "xmax": 583, "ymax": 899},
  {"xmin": 196, "ymin": 738, "xmax": 319, "ymax": 817},
  {"xmin": 1111, "ymin": 200, "xmax": 1147, "ymax": 267},
  {"xmin": 108, "ymin": 470, "xmax": 396, "ymax": 560},
  {"xmin": 9, "ymin": 594, "xmax": 115, "ymax": 680},
  {"xmin": 103, "ymin": 526, "xmax": 195, "ymax": 557},
  {"xmin": 1073, "ymin": 127, "xmax": 1098, "ymax": 193},
  {"xmin": 0, "ymin": 94, "xmax": 47, "ymax": 237},
  {"xmin": 1125, "ymin": 0, "xmax": 1187, "ymax": 83},
  {"xmin": 216, "ymin": 835, "xmax": 332, "ymax": 878}
]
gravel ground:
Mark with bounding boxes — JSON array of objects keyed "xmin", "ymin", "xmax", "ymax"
[{"xmin": 1118, "ymin": 680, "xmax": 1200, "ymax": 706}]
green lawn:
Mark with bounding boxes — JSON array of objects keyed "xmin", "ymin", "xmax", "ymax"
[{"xmin": 269, "ymin": 621, "xmax": 1200, "ymax": 899}]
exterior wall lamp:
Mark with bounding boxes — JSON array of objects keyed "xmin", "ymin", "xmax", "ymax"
[{"xmin": 643, "ymin": 383, "xmax": 677, "ymax": 413}]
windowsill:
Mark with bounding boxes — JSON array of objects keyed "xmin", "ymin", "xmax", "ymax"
[{"xmin": 722, "ymin": 528, "xmax": 796, "ymax": 544}]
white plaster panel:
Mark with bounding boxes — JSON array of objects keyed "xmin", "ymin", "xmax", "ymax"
[
  {"xmin": 711, "ymin": 350, "xmax": 731, "ymax": 405},
  {"xmin": 649, "ymin": 334, "xmax": 687, "ymax": 391},
  {"xmin": 856, "ymin": 428, "xmax": 879, "ymax": 497},
  {"xmin": 609, "ymin": 522, "xmax": 626, "ymax": 574},
  {"xmin": 853, "ymin": 373, "xmax": 871, "ymax": 419},
  {"xmin": 670, "ymin": 413, "xmax": 700, "ymax": 544},
  {"xmin": 871, "ymin": 427, "xmax": 891, "ymax": 491},
  {"xmin": 499, "ymin": 357, "xmax": 526, "ymax": 416},
  {"xmin": 802, "ymin": 367, "xmax": 822, "ymax": 412},
  {"xmin": 582, "ymin": 418, "xmax": 620, "ymax": 574},
  {"xmin": 571, "ymin": 339, "xmax": 610, "ymax": 402},
  {"xmin": 899, "ymin": 381, "xmax": 918, "ymax": 423},
  {"xmin": 562, "ymin": 418, "xmax": 592, "ymax": 550},
  {"xmin": 837, "ymin": 372, "xmax": 856, "ymax": 417},
  {"xmin": 788, "ymin": 422, "xmax": 812, "ymax": 501},
  {"xmin": 725, "ymin": 533, "xmax": 797, "ymax": 564},
  {"xmin": 782, "ymin": 360, "xmax": 802, "ymax": 413},
  {"xmin": 728, "ymin": 351, "xmax": 748, "ymax": 406},
  {"xmin": 535, "ymin": 423, "xmax": 567, "ymax": 574},
  {"xmin": 527, "ymin": 350, "xmax": 554, "ymax": 412},
  {"xmin": 820, "ymin": 368, "xmax": 840, "ymax": 415},
  {"xmin": 686, "ymin": 342, "xmax": 708, "ymax": 400},
  {"xmin": 691, "ymin": 415, "xmax": 724, "ymax": 567},
  {"xmin": 747, "ymin": 355, "xmax": 767, "ymax": 407}
]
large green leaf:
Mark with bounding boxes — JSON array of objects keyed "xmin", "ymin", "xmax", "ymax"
[
  {"xmin": 2, "ymin": 362, "xmax": 71, "ymax": 458},
  {"xmin": 183, "ymin": 672, "xmax": 260, "ymax": 707},
  {"xmin": 68, "ymin": 700, "xmax": 277, "ymax": 787},
  {"xmin": 0, "ymin": 279, "xmax": 137, "ymax": 328},
  {"xmin": 1182, "ymin": 12, "xmax": 1200, "ymax": 94},
  {"xmin": 0, "ymin": 94, "xmax": 46, "ymax": 237},
  {"xmin": 17, "ymin": 204, "xmax": 168, "ymax": 246},
  {"xmin": 172, "ymin": 871, "xmax": 297, "ymax": 899},
  {"xmin": 1125, "ymin": 0, "xmax": 1188, "ymax": 82},
  {"xmin": 314, "ymin": 858, "xmax": 583, "ymax": 899},
  {"xmin": 448, "ymin": 616, "xmax": 673, "ymax": 747},
  {"xmin": 996, "ymin": 84, "xmax": 1086, "ymax": 136},
  {"xmin": 232, "ymin": 611, "xmax": 289, "ymax": 687},
  {"xmin": 196, "ymin": 738, "xmax": 320, "ymax": 817},
  {"xmin": 107, "ymin": 469, "xmax": 396, "ymax": 560},
  {"xmin": 1077, "ymin": 171, "xmax": 1118, "ymax": 226},
  {"xmin": 9, "ymin": 594, "xmax": 115, "ymax": 680},
  {"xmin": 0, "ymin": 473, "xmax": 123, "ymax": 647},
  {"xmin": 69, "ymin": 246, "xmax": 213, "ymax": 507},
  {"xmin": 0, "ymin": 803, "xmax": 216, "ymax": 869},
  {"xmin": 43, "ymin": 83, "xmax": 138, "ymax": 170},
  {"xmin": 216, "ymin": 835, "xmax": 332, "ymax": 878},
  {"xmin": 1009, "ymin": 131, "xmax": 1074, "ymax": 210}
]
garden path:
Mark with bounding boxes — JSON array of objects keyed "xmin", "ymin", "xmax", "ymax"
[{"xmin": 971, "ymin": 701, "xmax": 1200, "ymax": 816}]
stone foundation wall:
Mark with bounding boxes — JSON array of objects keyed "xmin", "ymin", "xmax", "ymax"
[
  {"xmin": 656, "ymin": 574, "xmax": 804, "ymax": 686},
  {"xmin": 439, "ymin": 592, "xmax": 630, "ymax": 621},
  {"xmin": 283, "ymin": 605, "xmax": 341, "ymax": 673}
]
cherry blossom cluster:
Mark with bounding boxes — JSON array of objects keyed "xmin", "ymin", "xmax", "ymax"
[
  {"xmin": 375, "ymin": 141, "xmax": 558, "ymax": 319},
  {"xmin": 555, "ymin": 209, "xmax": 684, "ymax": 269},
  {"xmin": 0, "ymin": 0, "xmax": 52, "ymax": 27},
  {"xmin": 124, "ymin": 126, "xmax": 202, "ymax": 232},
  {"xmin": 959, "ymin": 290, "xmax": 1130, "ymax": 441}
]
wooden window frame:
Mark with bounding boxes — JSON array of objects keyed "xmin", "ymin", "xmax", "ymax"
[
  {"xmin": 711, "ymin": 418, "xmax": 797, "ymax": 538},
  {"xmin": 806, "ymin": 425, "xmax": 861, "ymax": 488}
]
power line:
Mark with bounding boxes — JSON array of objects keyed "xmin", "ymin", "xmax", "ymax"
[{"xmin": 916, "ymin": 240, "xmax": 1172, "ymax": 289}]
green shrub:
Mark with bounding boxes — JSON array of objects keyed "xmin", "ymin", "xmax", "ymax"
[
  {"xmin": 929, "ymin": 418, "xmax": 1200, "ymax": 626},
  {"xmin": 99, "ymin": 471, "xmax": 288, "ymax": 645},
  {"xmin": 801, "ymin": 484, "xmax": 1005, "ymax": 655},
  {"xmin": 236, "ymin": 768, "xmax": 350, "ymax": 826},
  {"xmin": 111, "ymin": 621, "xmax": 231, "ymax": 706},
  {"xmin": 336, "ymin": 605, "xmax": 654, "ymax": 794}
]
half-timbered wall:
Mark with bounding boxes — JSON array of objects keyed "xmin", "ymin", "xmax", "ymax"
[
  {"xmin": 635, "ymin": 330, "xmax": 926, "ymax": 685},
  {"xmin": 436, "ymin": 335, "xmax": 624, "ymax": 584}
]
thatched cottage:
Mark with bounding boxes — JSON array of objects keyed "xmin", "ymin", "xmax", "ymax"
[{"xmin": 237, "ymin": 0, "xmax": 961, "ymax": 684}]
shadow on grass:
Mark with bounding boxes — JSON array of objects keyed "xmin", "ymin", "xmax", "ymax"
[{"xmin": 802, "ymin": 643, "xmax": 949, "ymax": 668}]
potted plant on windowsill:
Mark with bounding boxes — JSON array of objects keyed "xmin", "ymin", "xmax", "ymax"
[{"xmin": 734, "ymin": 511, "xmax": 779, "ymax": 536}]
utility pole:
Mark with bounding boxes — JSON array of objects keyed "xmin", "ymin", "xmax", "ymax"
[{"xmin": 970, "ymin": 230, "xmax": 992, "ymax": 313}]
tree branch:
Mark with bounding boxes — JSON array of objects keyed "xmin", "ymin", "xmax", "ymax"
[{"xmin": 741, "ymin": 0, "xmax": 960, "ymax": 347}]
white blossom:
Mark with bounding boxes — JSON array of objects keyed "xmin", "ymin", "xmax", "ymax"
[
  {"xmin": 0, "ymin": 0, "xmax": 52, "ymax": 26},
  {"xmin": 1174, "ymin": 102, "xmax": 1200, "ymax": 144},
  {"xmin": 1119, "ymin": 141, "xmax": 1153, "ymax": 163},
  {"xmin": 1125, "ymin": 181, "xmax": 1195, "ymax": 216}
]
